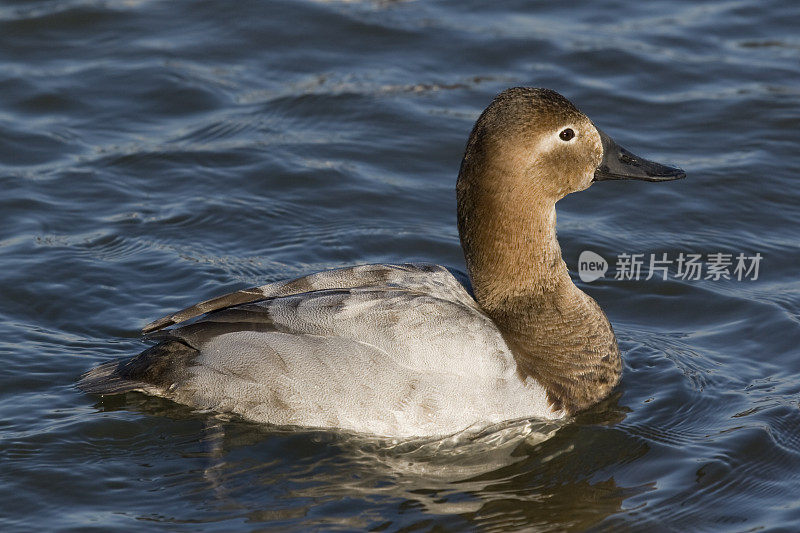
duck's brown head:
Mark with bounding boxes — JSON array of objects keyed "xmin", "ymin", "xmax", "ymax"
[{"xmin": 457, "ymin": 87, "xmax": 684, "ymax": 204}]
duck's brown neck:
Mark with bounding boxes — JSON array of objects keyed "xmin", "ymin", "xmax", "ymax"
[
  {"xmin": 457, "ymin": 179, "xmax": 621, "ymax": 414},
  {"xmin": 459, "ymin": 191, "xmax": 568, "ymax": 308}
]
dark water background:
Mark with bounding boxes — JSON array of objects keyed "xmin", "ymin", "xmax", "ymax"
[{"xmin": 2, "ymin": 0, "xmax": 799, "ymax": 530}]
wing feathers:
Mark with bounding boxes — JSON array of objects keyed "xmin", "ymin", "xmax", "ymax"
[
  {"xmin": 142, "ymin": 288, "xmax": 266, "ymax": 333},
  {"xmin": 142, "ymin": 263, "xmax": 471, "ymax": 334}
]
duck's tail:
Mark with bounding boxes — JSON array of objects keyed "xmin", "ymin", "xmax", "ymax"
[
  {"xmin": 77, "ymin": 359, "xmax": 142, "ymax": 395},
  {"xmin": 78, "ymin": 339, "xmax": 198, "ymax": 396}
]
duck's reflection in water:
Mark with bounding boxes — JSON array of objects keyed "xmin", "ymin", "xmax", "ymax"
[{"xmin": 96, "ymin": 391, "xmax": 644, "ymax": 529}]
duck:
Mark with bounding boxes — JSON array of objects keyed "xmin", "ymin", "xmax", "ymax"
[{"xmin": 79, "ymin": 88, "xmax": 685, "ymax": 438}]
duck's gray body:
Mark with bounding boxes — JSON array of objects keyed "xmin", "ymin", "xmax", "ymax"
[{"xmin": 80, "ymin": 263, "xmax": 558, "ymax": 437}]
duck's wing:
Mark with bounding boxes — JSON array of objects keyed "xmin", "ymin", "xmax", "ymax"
[
  {"xmin": 142, "ymin": 263, "xmax": 474, "ymax": 334},
  {"xmin": 166, "ymin": 284, "xmax": 496, "ymax": 371},
  {"xmin": 152, "ymin": 285, "xmax": 535, "ymax": 435}
]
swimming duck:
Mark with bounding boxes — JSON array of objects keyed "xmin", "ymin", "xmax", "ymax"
[{"xmin": 79, "ymin": 88, "xmax": 684, "ymax": 438}]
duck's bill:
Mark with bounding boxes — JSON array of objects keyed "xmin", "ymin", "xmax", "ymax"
[{"xmin": 593, "ymin": 129, "xmax": 686, "ymax": 182}]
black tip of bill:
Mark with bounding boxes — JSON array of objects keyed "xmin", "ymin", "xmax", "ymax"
[{"xmin": 593, "ymin": 129, "xmax": 686, "ymax": 183}]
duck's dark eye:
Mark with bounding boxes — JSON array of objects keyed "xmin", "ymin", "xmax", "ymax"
[{"xmin": 559, "ymin": 128, "xmax": 575, "ymax": 141}]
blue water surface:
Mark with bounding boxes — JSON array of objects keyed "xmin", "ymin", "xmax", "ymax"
[{"xmin": 1, "ymin": 0, "xmax": 799, "ymax": 530}]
